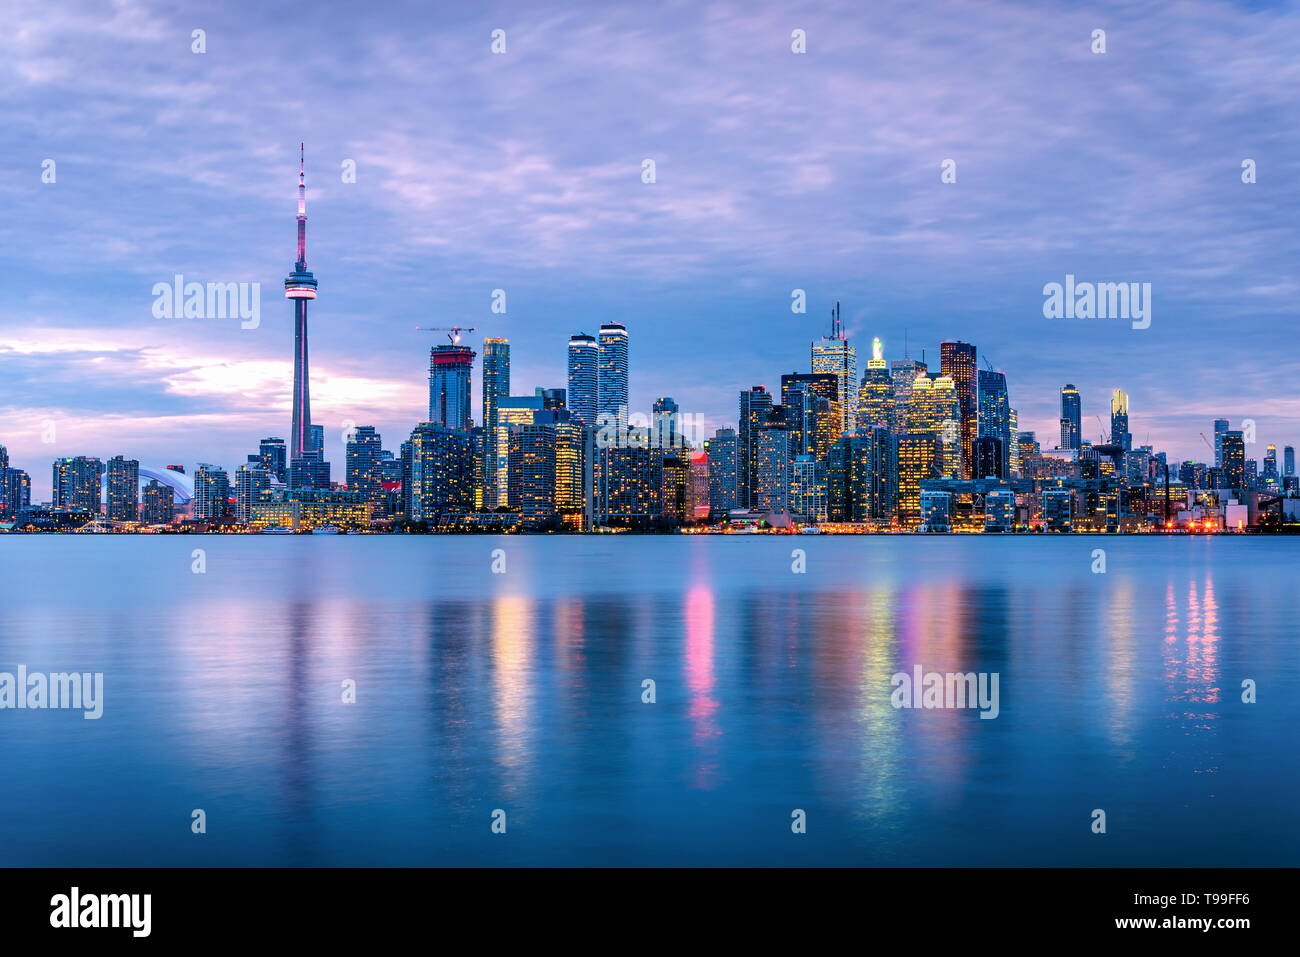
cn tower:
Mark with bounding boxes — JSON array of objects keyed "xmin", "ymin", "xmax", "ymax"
[{"xmin": 284, "ymin": 143, "xmax": 318, "ymax": 462}]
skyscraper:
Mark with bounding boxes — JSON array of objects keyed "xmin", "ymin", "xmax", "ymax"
[
  {"xmin": 407, "ymin": 424, "xmax": 475, "ymax": 520},
  {"xmin": 1060, "ymin": 384, "xmax": 1082, "ymax": 450},
  {"xmin": 706, "ymin": 427, "xmax": 738, "ymax": 515},
  {"xmin": 652, "ymin": 396, "xmax": 680, "ymax": 448},
  {"xmin": 234, "ymin": 464, "xmax": 271, "ymax": 523},
  {"xmin": 105, "ymin": 455, "xmax": 139, "ymax": 521},
  {"xmin": 857, "ymin": 337, "xmax": 893, "ymax": 432},
  {"xmin": 259, "ymin": 438, "xmax": 287, "ymax": 483},
  {"xmin": 193, "ymin": 464, "xmax": 230, "ymax": 521},
  {"xmin": 1111, "ymin": 389, "xmax": 1131, "ymax": 451},
  {"xmin": 753, "ymin": 413, "xmax": 791, "ymax": 513},
  {"xmin": 781, "ymin": 372, "xmax": 840, "ymax": 457},
  {"xmin": 811, "ymin": 301, "xmax": 856, "ymax": 433},
  {"xmin": 567, "ymin": 333, "xmax": 599, "ymax": 426},
  {"xmin": 738, "ymin": 385, "xmax": 772, "ymax": 509},
  {"xmin": 1214, "ymin": 418, "xmax": 1230, "ymax": 469},
  {"xmin": 897, "ymin": 433, "xmax": 940, "ymax": 528},
  {"xmin": 890, "ymin": 357, "xmax": 927, "ymax": 434},
  {"xmin": 1285, "ymin": 445, "xmax": 1295, "ymax": 477},
  {"xmin": 940, "ymin": 341, "xmax": 977, "ymax": 477},
  {"xmin": 481, "ymin": 338, "xmax": 510, "ymax": 505},
  {"xmin": 284, "ymin": 145, "xmax": 319, "ymax": 463},
  {"xmin": 1222, "ymin": 430, "xmax": 1245, "ymax": 494},
  {"xmin": 977, "ymin": 368, "xmax": 1011, "ymax": 477},
  {"xmin": 141, "ymin": 479, "xmax": 173, "ymax": 524},
  {"xmin": 2, "ymin": 468, "xmax": 31, "ymax": 519},
  {"xmin": 598, "ymin": 322, "xmax": 629, "ymax": 429},
  {"xmin": 429, "ymin": 344, "xmax": 476, "ymax": 430},
  {"xmin": 52, "ymin": 457, "xmax": 103, "ymax": 513},
  {"xmin": 346, "ymin": 426, "xmax": 384, "ymax": 508},
  {"xmin": 1263, "ymin": 444, "xmax": 1279, "ymax": 488}
]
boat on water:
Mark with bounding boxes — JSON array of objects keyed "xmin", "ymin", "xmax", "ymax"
[
  {"xmin": 261, "ymin": 525, "xmax": 294, "ymax": 535},
  {"xmin": 312, "ymin": 525, "xmax": 341, "ymax": 536},
  {"xmin": 799, "ymin": 526, "xmax": 822, "ymax": 534}
]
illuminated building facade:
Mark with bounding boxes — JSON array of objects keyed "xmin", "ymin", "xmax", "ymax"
[
  {"xmin": 106, "ymin": 455, "xmax": 139, "ymax": 521},
  {"xmin": 940, "ymin": 340, "xmax": 977, "ymax": 477}
]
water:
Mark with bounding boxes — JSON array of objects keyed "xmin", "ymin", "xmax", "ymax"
[{"xmin": 0, "ymin": 535, "xmax": 1295, "ymax": 866}]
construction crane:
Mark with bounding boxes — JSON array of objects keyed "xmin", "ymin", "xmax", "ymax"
[
  {"xmin": 1094, "ymin": 414, "xmax": 1107, "ymax": 444},
  {"xmin": 415, "ymin": 325, "xmax": 476, "ymax": 344},
  {"xmin": 1199, "ymin": 431, "xmax": 1214, "ymax": 453}
]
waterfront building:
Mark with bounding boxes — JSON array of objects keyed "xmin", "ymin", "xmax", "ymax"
[
  {"xmin": 429, "ymin": 344, "xmax": 475, "ymax": 430},
  {"xmin": 985, "ymin": 488, "xmax": 1015, "ymax": 530},
  {"xmin": 706, "ymin": 428, "xmax": 738, "ymax": 515},
  {"xmin": 259, "ymin": 437, "xmax": 287, "ymax": 482},
  {"xmin": 598, "ymin": 322, "xmax": 629, "ymax": 430},
  {"xmin": 141, "ymin": 479, "xmax": 174, "ymax": 524},
  {"xmin": 660, "ymin": 455, "xmax": 689, "ymax": 524},
  {"xmin": 567, "ymin": 333, "xmax": 599, "ymax": 426},
  {"xmin": 738, "ymin": 385, "xmax": 773, "ymax": 509},
  {"xmin": 1042, "ymin": 488, "xmax": 1074, "ymax": 531},
  {"xmin": 1221, "ymin": 430, "xmax": 1246, "ymax": 496},
  {"xmin": 345, "ymin": 426, "xmax": 385, "ymax": 508},
  {"xmin": 250, "ymin": 488, "xmax": 366, "ymax": 530},
  {"xmin": 940, "ymin": 341, "xmax": 978, "ymax": 478},
  {"xmin": 919, "ymin": 490, "xmax": 952, "ymax": 531},
  {"xmin": 2, "ymin": 468, "xmax": 31, "ymax": 519},
  {"xmin": 235, "ymin": 464, "xmax": 272, "ymax": 523},
  {"xmin": 897, "ymin": 433, "xmax": 940, "ymax": 528},
  {"xmin": 193, "ymin": 464, "xmax": 230, "ymax": 520},
  {"xmin": 753, "ymin": 416, "xmax": 792, "ymax": 513},
  {"xmin": 105, "ymin": 455, "xmax": 139, "ymax": 521},
  {"xmin": 481, "ymin": 337, "xmax": 510, "ymax": 505},
  {"xmin": 977, "ymin": 369, "xmax": 1011, "ymax": 477},
  {"xmin": 596, "ymin": 442, "xmax": 661, "ymax": 524},
  {"xmin": 407, "ymin": 424, "xmax": 475, "ymax": 521},
  {"xmin": 789, "ymin": 454, "xmax": 827, "ymax": 521},
  {"xmin": 52, "ymin": 456, "xmax": 103, "ymax": 513}
]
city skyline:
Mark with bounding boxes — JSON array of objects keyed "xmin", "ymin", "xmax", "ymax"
[{"xmin": 4, "ymin": 0, "xmax": 1300, "ymax": 500}]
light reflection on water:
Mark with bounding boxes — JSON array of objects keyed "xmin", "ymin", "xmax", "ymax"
[{"xmin": 0, "ymin": 535, "xmax": 1296, "ymax": 866}]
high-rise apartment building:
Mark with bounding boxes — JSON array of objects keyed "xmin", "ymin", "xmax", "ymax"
[
  {"xmin": 567, "ymin": 333, "xmax": 599, "ymax": 426},
  {"xmin": 105, "ymin": 455, "xmax": 139, "ymax": 521},
  {"xmin": 598, "ymin": 322, "xmax": 629, "ymax": 429}
]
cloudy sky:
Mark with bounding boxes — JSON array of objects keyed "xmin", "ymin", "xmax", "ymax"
[{"xmin": 2, "ymin": 0, "xmax": 1298, "ymax": 498}]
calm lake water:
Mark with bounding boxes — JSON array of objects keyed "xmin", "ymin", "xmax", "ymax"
[{"xmin": 0, "ymin": 535, "xmax": 1295, "ymax": 866}]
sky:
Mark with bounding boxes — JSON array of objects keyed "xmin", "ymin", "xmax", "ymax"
[{"xmin": 2, "ymin": 0, "xmax": 1299, "ymax": 499}]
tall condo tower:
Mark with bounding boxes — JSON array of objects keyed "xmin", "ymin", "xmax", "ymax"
[
  {"xmin": 284, "ymin": 144, "xmax": 319, "ymax": 462},
  {"xmin": 481, "ymin": 338, "xmax": 510, "ymax": 505},
  {"xmin": 567, "ymin": 333, "xmax": 599, "ymax": 426},
  {"xmin": 811, "ymin": 301, "xmax": 856, "ymax": 433},
  {"xmin": 939, "ymin": 341, "xmax": 977, "ymax": 478},
  {"xmin": 429, "ymin": 344, "xmax": 476, "ymax": 430},
  {"xmin": 1060, "ymin": 384, "xmax": 1082, "ymax": 451},
  {"xmin": 598, "ymin": 322, "xmax": 629, "ymax": 428}
]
